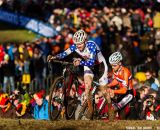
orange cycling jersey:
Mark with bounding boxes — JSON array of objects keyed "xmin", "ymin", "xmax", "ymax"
[{"xmin": 107, "ymin": 66, "xmax": 133, "ymax": 94}]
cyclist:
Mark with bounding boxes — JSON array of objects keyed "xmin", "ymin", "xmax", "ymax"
[
  {"xmin": 107, "ymin": 52, "xmax": 134, "ymax": 115},
  {"xmin": 47, "ymin": 29, "xmax": 108, "ymax": 119}
]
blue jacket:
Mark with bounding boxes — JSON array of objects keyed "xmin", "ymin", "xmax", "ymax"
[{"xmin": 34, "ymin": 99, "xmax": 49, "ymax": 120}]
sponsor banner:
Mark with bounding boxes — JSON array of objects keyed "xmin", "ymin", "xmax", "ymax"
[{"xmin": 0, "ymin": 10, "xmax": 57, "ymax": 37}]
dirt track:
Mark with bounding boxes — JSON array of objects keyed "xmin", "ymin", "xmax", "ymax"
[{"xmin": 0, "ymin": 119, "xmax": 160, "ymax": 130}]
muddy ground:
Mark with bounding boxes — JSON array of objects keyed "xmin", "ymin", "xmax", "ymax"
[{"xmin": 0, "ymin": 119, "xmax": 160, "ymax": 130}]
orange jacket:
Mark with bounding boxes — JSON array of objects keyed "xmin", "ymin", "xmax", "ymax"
[{"xmin": 108, "ymin": 66, "xmax": 133, "ymax": 94}]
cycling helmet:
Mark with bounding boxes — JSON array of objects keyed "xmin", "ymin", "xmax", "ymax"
[
  {"xmin": 109, "ymin": 51, "xmax": 123, "ymax": 64},
  {"xmin": 73, "ymin": 29, "xmax": 87, "ymax": 44}
]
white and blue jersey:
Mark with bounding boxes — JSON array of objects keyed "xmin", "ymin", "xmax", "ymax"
[{"xmin": 56, "ymin": 41, "xmax": 108, "ymax": 85}]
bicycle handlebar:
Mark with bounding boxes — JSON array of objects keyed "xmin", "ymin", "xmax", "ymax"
[{"xmin": 52, "ymin": 60, "xmax": 73, "ymax": 65}]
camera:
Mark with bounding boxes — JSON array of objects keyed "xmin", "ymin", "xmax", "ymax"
[
  {"xmin": 146, "ymin": 100, "xmax": 153, "ymax": 107},
  {"xmin": 145, "ymin": 95, "xmax": 154, "ymax": 107}
]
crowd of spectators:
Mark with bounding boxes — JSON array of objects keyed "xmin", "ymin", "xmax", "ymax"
[
  {"xmin": 0, "ymin": 0, "xmax": 160, "ymax": 120},
  {"xmin": 0, "ymin": 38, "xmax": 53, "ymax": 93},
  {"xmin": 0, "ymin": 88, "xmax": 50, "ymax": 120}
]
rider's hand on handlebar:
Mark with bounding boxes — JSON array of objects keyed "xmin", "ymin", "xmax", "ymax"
[
  {"xmin": 106, "ymin": 88, "xmax": 115, "ymax": 98},
  {"xmin": 47, "ymin": 55, "xmax": 56, "ymax": 62},
  {"xmin": 73, "ymin": 58, "xmax": 81, "ymax": 66},
  {"xmin": 109, "ymin": 89, "xmax": 115, "ymax": 98}
]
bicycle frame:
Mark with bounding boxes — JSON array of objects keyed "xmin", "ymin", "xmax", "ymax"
[
  {"xmin": 48, "ymin": 60, "xmax": 80, "ymax": 120},
  {"xmin": 49, "ymin": 60, "xmax": 108, "ymax": 120},
  {"xmin": 63, "ymin": 65, "xmax": 79, "ymax": 106}
]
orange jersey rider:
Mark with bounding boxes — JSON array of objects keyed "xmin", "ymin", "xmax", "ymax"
[
  {"xmin": 108, "ymin": 65, "xmax": 133, "ymax": 95},
  {"xmin": 107, "ymin": 52, "xmax": 134, "ymax": 110}
]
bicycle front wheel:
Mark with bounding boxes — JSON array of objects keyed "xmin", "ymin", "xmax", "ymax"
[{"xmin": 48, "ymin": 76, "xmax": 64, "ymax": 120}]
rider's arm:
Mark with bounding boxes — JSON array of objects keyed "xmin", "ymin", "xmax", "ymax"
[
  {"xmin": 107, "ymin": 79, "xmax": 119, "ymax": 87},
  {"xmin": 122, "ymin": 68, "xmax": 130, "ymax": 87},
  {"xmin": 114, "ymin": 69, "xmax": 130, "ymax": 94},
  {"xmin": 56, "ymin": 44, "xmax": 76, "ymax": 59},
  {"xmin": 79, "ymin": 43, "xmax": 96, "ymax": 67},
  {"xmin": 114, "ymin": 87, "xmax": 127, "ymax": 94}
]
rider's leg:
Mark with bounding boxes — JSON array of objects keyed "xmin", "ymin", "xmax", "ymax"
[
  {"xmin": 113, "ymin": 93, "xmax": 133, "ymax": 111},
  {"xmin": 97, "ymin": 68, "xmax": 115, "ymax": 120},
  {"xmin": 84, "ymin": 75, "xmax": 92, "ymax": 98},
  {"xmin": 99, "ymin": 86, "xmax": 111, "ymax": 103},
  {"xmin": 114, "ymin": 94, "xmax": 133, "ymax": 120},
  {"xmin": 99, "ymin": 86, "xmax": 116, "ymax": 120},
  {"xmin": 84, "ymin": 74, "xmax": 93, "ymax": 119},
  {"xmin": 98, "ymin": 66, "xmax": 109, "ymax": 103}
]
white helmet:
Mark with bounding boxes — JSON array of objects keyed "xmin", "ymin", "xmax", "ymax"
[
  {"xmin": 109, "ymin": 52, "xmax": 123, "ymax": 64},
  {"xmin": 73, "ymin": 29, "xmax": 87, "ymax": 45}
]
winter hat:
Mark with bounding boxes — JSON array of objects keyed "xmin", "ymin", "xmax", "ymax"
[
  {"xmin": 34, "ymin": 90, "xmax": 45, "ymax": 99},
  {"xmin": 151, "ymin": 83, "xmax": 158, "ymax": 91}
]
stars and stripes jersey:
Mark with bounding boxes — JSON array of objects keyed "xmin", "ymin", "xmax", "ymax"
[
  {"xmin": 108, "ymin": 66, "xmax": 133, "ymax": 94},
  {"xmin": 56, "ymin": 41, "xmax": 106, "ymax": 67}
]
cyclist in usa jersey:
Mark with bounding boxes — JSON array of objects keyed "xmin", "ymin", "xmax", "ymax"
[{"xmin": 48, "ymin": 29, "xmax": 108, "ymax": 119}]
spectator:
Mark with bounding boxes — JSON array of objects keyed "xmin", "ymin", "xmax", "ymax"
[
  {"xmin": 153, "ymin": 11, "xmax": 160, "ymax": 29},
  {"xmin": 31, "ymin": 47, "xmax": 45, "ymax": 91},
  {"xmin": 139, "ymin": 92, "xmax": 160, "ymax": 120},
  {"xmin": 0, "ymin": 45, "xmax": 5, "ymax": 63},
  {"xmin": 1, "ymin": 54, "xmax": 15, "ymax": 93},
  {"xmin": 135, "ymin": 88, "xmax": 146, "ymax": 119},
  {"xmin": 0, "ymin": 93, "xmax": 16, "ymax": 118},
  {"xmin": 145, "ymin": 70, "xmax": 160, "ymax": 88},
  {"xmin": 33, "ymin": 90, "xmax": 49, "ymax": 120},
  {"xmin": 110, "ymin": 11, "xmax": 123, "ymax": 31},
  {"xmin": 155, "ymin": 29, "xmax": 160, "ymax": 49},
  {"xmin": 131, "ymin": 9, "xmax": 142, "ymax": 35},
  {"xmin": 121, "ymin": 8, "xmax": 132, "ymax": 30},
  {"xmin": 0, "ymin": 45, "xmax": 5, "ymax": 87}
]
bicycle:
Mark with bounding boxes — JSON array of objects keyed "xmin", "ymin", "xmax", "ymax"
[
  {"xmin": 48, "ymin": 60, "xmax": 132, "ymax": 121},
  {"xmin": 48, "ymin": 60, "xmax": 81, "ymax": 120},
  {"xmin": 77, "ymin": 84, "xmax": 133, "ymax": 120},
  {"xmin": 77, "ymin": 81, "xmax": 110, "ymax": 120},
  {"xmin": 48, "ymin": 60, "xmax": 114, "ymax": 120}
]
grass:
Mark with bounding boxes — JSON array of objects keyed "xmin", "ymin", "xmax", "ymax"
[
  {"xmin": 0, "ymin": 21, "xmax": 38, "ymax": 43},
  {"xmin": 0, "ymin": 119, "xmax": 160, "ymax": 130}
]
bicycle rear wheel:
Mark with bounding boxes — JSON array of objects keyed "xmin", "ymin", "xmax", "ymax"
[
  {"xmin": 66, "ymin": 97, "xmax": 78, "ymax": 119},
  {"xmin": 77, "ymin": 101, "xmax": 89, "ymax": 120},
  {"xmin": 65, "ymin": 78, "xmax": 79, "ymax": 119},
  {"xmin": 48, "ymin": 76, "xmax": 64, "ymax": 120}
]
